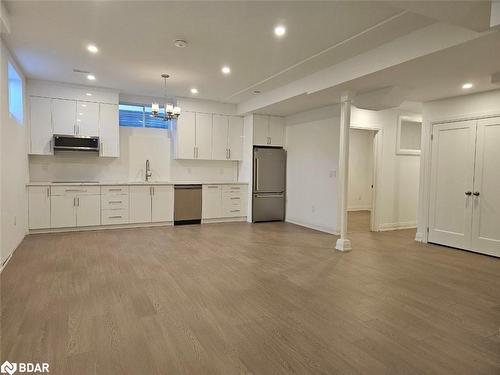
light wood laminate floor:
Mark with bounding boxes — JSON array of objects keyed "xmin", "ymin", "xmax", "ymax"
[
  {"xmin": 348, "ymin": 210, "xmax": 371, "ymax": 233},
  {"xmin": 2, "ymin": 222, "xmax": 500, "ymax": 374}
]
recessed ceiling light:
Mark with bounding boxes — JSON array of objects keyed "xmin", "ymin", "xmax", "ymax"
[
  {"xmin": 87, "ymin": 74, "xmax": 96, "ymax": 81},
  {"xmin": 174, "ymin": 39, "xmax": 188, "ymax": 48},
  {"xmin": 221, "ymin": 66, "xmax": 231, "ymax": 75},
  {"xmin": 190, "ymin": 88, "xmax": 198, "ymax": 94},
  {"xmin": 274, "ymin": 25, "xmax": 286, "ymax": 37},
  {"xmin": 462, "ymin": 82, "xmax": 473, "ymax": 89},
  {"xmin": 86, "ymin": 93, "xmax": 92, "ymax": 96},
  {"xmin": 87, "ymin": 44, "xmax": 99, "ymax": 53}
]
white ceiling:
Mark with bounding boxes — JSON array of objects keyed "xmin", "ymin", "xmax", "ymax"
[
  {"xmin": 3, "ymin": 1, "xmax": 498, "ymax": 116},
  {"xmin": 4, "ymin": 1, "xmax": 433, "ymax": 102},
  {"xmin": 256, "ymin": 30, "xmax": 500, "ymax": 116}
]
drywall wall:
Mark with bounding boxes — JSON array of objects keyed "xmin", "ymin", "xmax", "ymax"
[
  {"xmin": 417, "ymin": 89, "xmax": 500, "ymax": 241},
  {"xmin": 1, "ymin": 39, "xmax": 28, "ymax": 265},
  {"xmin": 285, "ymin": 106, "xmax": 340, "ymax": 234},
  {"xmin": 29, "ymin": 127, "xmax": 238, "ymax": 182},
  {"xmin": 348, "ymin": 129, "xmax": 374, "ymax": 211},
  {"xmin": 284, "ymin": 103, "xmax": 420, "ymax": 235},
  {"xmin": 351, "ymin": 105, "xmax": 421, "ymax": 230}
]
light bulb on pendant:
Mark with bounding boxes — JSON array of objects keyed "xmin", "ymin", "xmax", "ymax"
[{"xmin": 151, "ymin": 102, "xmax": 159, "ymax": 116}]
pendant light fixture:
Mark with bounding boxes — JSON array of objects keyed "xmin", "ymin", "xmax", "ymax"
[{"xmin": 152, "ymin": 74, "xmax": 181, "ymax": 120}]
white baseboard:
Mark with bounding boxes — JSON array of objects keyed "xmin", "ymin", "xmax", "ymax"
[
  {"xmin": 29, "ymin": 221, "xmax": 174, "ymax": 234},
  {"xmin": 378, "ymin": 221, "xmax": 417, "ymax": 231},
  {"xmin": 347, "ymin": 207, "xmax": 372, "ymax": 212},
  {"xmin": 202, "ymin": 217, "xmax": 247, "ymax": 224},
  {"xmin": 415, "ymin": 231, "xmax": 426, "ymax": 242},
  {"xmin": 286, "ymin": 218, "xmax": 339, "ymax": 235},
  {"xmin": 0, "ymin": 234, "xmax": 26, "ymax": 273}
]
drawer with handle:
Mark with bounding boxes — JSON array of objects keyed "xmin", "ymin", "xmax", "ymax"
[
  {"xmin": 101, "ymin": 195, "xmax": 129, "ymax": 210},
  {"xmin": 101, "ymin": 186, "xmax": 129, "ymax": 195},
  {"xmin": 101, "ymin": 209, "xmax": 129, "ymax": 225},
  {"xmin": 51, "ymin": 185, "xmax": 100, "ymax": 196}
]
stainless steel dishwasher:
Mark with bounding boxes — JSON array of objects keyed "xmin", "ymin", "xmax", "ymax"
[{"xmin": 174, "ymin": 185, "xmax": 202, "ymax": 225}]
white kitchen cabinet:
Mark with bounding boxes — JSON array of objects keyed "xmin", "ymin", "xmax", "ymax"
[
  {"xmin": 51, "ymin": 194, "xmax": 76, "ymax": 228},
  {"xmin": 174, "ymin": 111, "xmax": 196, "ymax": 159},
  {"xmin": 28, "ymin": 186, "xmax": 51, "ymax": 229},
  {"xmin": 99, "ymin": 103, "xmax": 119, "ymax": 157},
  {"xmin": 76, "ymin": 101, "xmax": 99, "ymax": 136},
  {"xmin": 228, "ymin": 116, "xmax": 244, "ymax": 160},
  {"xmin": 212, "ymin": 114, "xmax": 229, "ymax": 160},
  {"xmin": 76, "ymin": 194, "xmax": 101, "ymax": 226},
  {"xmin": 52, "ymin": 98, "xmax": 76, "ymax": 135},
  {"xmin": 211, "ymin": 115, "xmax": 244, "ymax": 161},
  {"xmin": 195, "ymin": 112, "xmax": 213, "ymax": 160},
  {"xmin": 130, "ymin": 186, "xmax": 152, "ymax": 223},
  {"xmin": 268, "ymin": 116, "xmax": 285, "ymax": 147},
  {"xmin": 221, "ymin": 185, "xmax": 247, "ymax": 218},
  {"xmin": 253, "ymin": 115, "xmax": 269, "ymax": 146},
  {"xmin": 253, "ymin": 115, "xmax": 284, "ymax": 147},
  {"xmin": 151, "ymin": 185, "xmax": 174, "ymax": 222},
  {"xmin": 29, "ymin": 97, "xmax": 53, "ymax": 155},
  {"xmin": 202, "ymin": 185, "xmax": 222, "ymax": 219}
]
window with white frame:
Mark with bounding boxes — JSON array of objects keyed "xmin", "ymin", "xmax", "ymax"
[
  {"xmin": 119, "ymin": 104, "xmax": 171, "ymax": 129},
  {"xmin": 8, "ymin": 62, "xmax": 23, "ymax": 125}
]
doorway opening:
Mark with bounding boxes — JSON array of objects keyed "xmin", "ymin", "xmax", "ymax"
[{"xmin": 347, "ymin": 128, "xmax": 379, "ymax": 233}]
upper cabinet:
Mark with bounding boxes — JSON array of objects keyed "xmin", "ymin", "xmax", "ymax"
[
  {"xmin": 99, "ymin": 104, "xmax": 119, "ymax": 157},
  {"xmin": 27, "ymin": 80, "xmax": 119, "ymax": 156},
  {"xmin": 29, "ymin": 97, "xmax": 53, "ymax": 155},
  {"xmin": 172, "ymin": 111, "xmax": 244, "ymax": 161},
  {"xmin": 52, "ymin": 99, "xmax": 76, "ymax": 135},
  {"xmin": 77, "ymin": 101, "xmax": 99, "ymax": 136},
  {"xmin": 253, "ymin": 115, "xmax": 284, "ymax": 147}
]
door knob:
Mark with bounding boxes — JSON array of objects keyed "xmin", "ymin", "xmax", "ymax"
[
  {"xmin": 465, "ymin": 191, "xmax": 472, "ymax": 196},
  {"xmin": 473, "ymin": 191, "xmax": 480, "ymax": 196}
]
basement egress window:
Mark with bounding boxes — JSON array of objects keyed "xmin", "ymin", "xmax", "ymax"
[
  {"xmin": 119, "ymin": 104, "xmax": 171, "ymax": 129},
  {"xmin": 8, "ymin": 62, "xmax": 23, "ymax": 125}
]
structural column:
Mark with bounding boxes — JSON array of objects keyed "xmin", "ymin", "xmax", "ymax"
[{"xmin": 336, "ymin": 95, "xmax": 352, "ymax": 252}]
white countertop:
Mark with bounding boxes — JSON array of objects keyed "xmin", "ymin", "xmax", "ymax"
[{"xmin": 27, "ymin": 181, "xmax": 249, "ymax": 186}]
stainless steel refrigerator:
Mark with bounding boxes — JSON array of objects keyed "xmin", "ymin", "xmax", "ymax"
[{"xmin": 253, "ymin": 147, "xmax": 286, "ymax": 222}]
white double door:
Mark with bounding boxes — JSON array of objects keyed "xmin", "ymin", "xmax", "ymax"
[{"xmin": 429, "ymin": 118, "xmax": 500, "ymax": 257}]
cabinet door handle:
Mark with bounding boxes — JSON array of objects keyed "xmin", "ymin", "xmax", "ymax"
[
  {"xmin": 109, "ymin": 200, "xmax": 122, "ymax": 204},
  {"xmin": 207, "ymin": 185, "xmax": 219, "ymax": 189},
  {"xmin": 47, "ymin": 187, "xmax": 50, "ymax": 198},
  {"xmin": 473, "ymin": 191, "xmax": 480, "ymax": 196},
  {"xmin": 109, "ymin": 215, "xmax": 122, "ymax": 219},
  {"xmin": 465, "ymin": 191, "xmax": 472, "ymax": 196},
  {"xmin": 194, "ymin": 147, "xmax": 196, "ymax": 159},
  {"xmin": 77, "ymin": 197, "xmax": 80, "ymax": 206},
  {"xmin": 230, "ymin": 209, "xmax": 240, "ymax": 213},
  {"xmin": 152, "ymin": 187, "xmax": 155, "ymax": 195},
  {"xmin": 230, "ymin": 197, "xmax": 240, "ymax": 200},
  {"xmin": 109, "ymin": 188, "xmax": 122, "ymax": 192},
  {"xmin": 229, "ymin": 148, "xmax": 231, "ymax": 159}
]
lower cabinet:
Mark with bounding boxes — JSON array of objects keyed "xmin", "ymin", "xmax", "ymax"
[
  {"xmin": 129, "ymin": 186, "xmax": 152, "ymax": 223},
  {"xmin": 151, "ymin": 185, "xmax": 174, "ymax": 222},
  {"xmin": 202, "ymin": 184, "xmax": 247, "ymax": 220},
  {"xmin": 202, "ymin": 185, "xmax": 222, "ymax": 219},
  {"xmin": 130, "ymin": 185, "xmax": 174, "ymax": 223},
  {"xmin": 28, "ymin": 186, "xmax": 51, "ymax": 229},
  {"xmin": 50, "ymin": 186, "xmax": 101, "ymax": 228}
]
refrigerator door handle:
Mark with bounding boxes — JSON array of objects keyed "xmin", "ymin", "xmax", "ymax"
[
  {"xmin": 255, "ymin": 193, "xmax": 284, "ymax": 198},
  {"xmin": 254, "ymin": 158, "xmax": 259, "ymax": 191}
]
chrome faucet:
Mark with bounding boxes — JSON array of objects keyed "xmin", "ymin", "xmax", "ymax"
[{"xmin": 145, "ymin": 159, "xmax": 152, "ymax": 182}]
